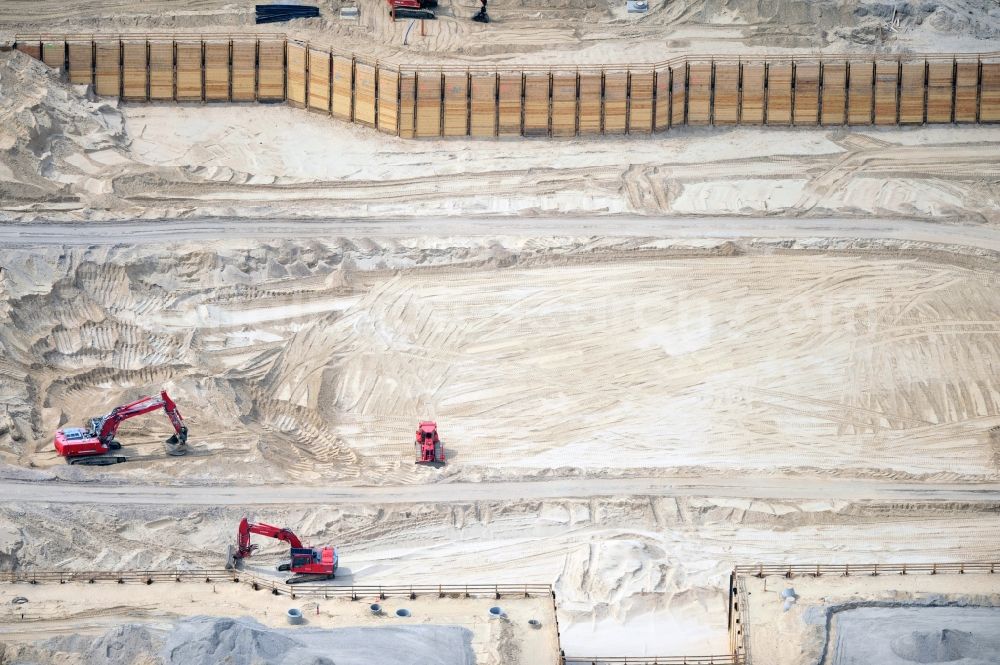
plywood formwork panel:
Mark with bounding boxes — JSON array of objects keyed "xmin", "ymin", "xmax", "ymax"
[
  {"xmin": 94, "ymin": 41, "xmax": 121, "ymax": 98},
  {"xmin": 469, "ymin": 73, "xmax": 497, "ymax": 138},
  {"xmin": 578, "ymin": 73, "xmax": 602, "ymax": 135},
  {"xmin": 354, "ymin": 62, "xmax": 377, "ymax": 127},
  {"xmin": 653, "ymin": 68, "xmax": 669, "ymax": 131},
  {"xmin": 16, "ymin": 41, "xmax": 41, "ymax": 60},
  {"xmin": 121, "ymin": 41, "xmax": 148, "ymax": 101},
  {"xmin": 792, "ymin": 61, "xmax": 819, "ymax": 125},
  {"xmin": 766, "ymin": 62, "xmax": 792, "ymax": 125},
  {"xmin": 285, "ymin": 43, "xmax": 306, "ymax": 107},
  {"xmin": 257, "ymin": 40, "xmax": 285, "ymax": 101},
  {"xmin": 712, "ymin": 63, "xmax": 738, "ymax": 125},
  {"xmin": 415, "ymin": 72, "xmax": 442, "ymax": 138},
  {"xmin": 175, "ymin": 41, "xmax": 202, "ymax": 101},
  {"xmin": 523, "ymin": 73, "xmax": 550, "ymax": 137},
  {"xmin": 377, "ymin": 67, "xmax": 399, "ymax": 135},
  {"xmin": 204, "ymin": 41, "xmax": 230, "ymax": 102},
  {"xmin": 67, "ymin": 41, "xmax": 94, "ymax": 86},
  {"xmin": 686, "ymin": 62, "xmax": 711, "ymax": 125},
  {"xmin": 820, "ymin": 62, "xmax": 846, "ymax": 125},
  {"xmin": 443, "ymin": 73, "xmax": 469, "ymax": 137},
  {"xmin": 551, "ymin": 73, "xmax": 577, "ymax": 137},
  {"xmin": 925, "ymin": 61, "xmax": 954, "ymax": 123},
  {"xmin": 308, "ymin": 49, "xmax": 331, "ymax": 112},
  {"xmin": 628, "ymin": 70, "xmax": 654, "ymax": 133},
  {"xmin": 497, "ymin": 73, "xmax": 522, "ymax": 137},
  {"xmin": 603, "ymin": 71, "xmax": 628, "ymax": 134},
  {"xmin": 874, "ymin": 60, "xmax": 899, "ymax": 125},
  {"xmin": 954, "ymin": 61, "xmax": 978, "ymax": 122},
  {"xmin": 898, "ymin": 61, "xmax": 926, "ymax": 124},
  {"xmin": 981, "ymin": 62, "xmax": 1000, "ymax": 123},
  {"xmin": 332, "ymin": 56, "xmax": 353, "ymax": 120},
  {"xmin": 42, "ymin": 41, "xmax": 66, "ymax": 69},
  {"xmin": 147, "ymin": 42, "xmax": 173, "ymax": 100},
  {"xmin": 740, "ymin": 63, "xmax": 765, "ymax": 125},
  {"xmin": 847, "ymin": 61, "xmax": 874, "ymax": 124},
  {"xmin": 670, "ymin": 64, "xmax": 686, "ymax": 126},
  {"xmin": 399, "ymin": 72, "xmax": 416, "ymax": 139},
  {"xmin": 231, "ymin": 41, "xmax": 256, "ymax": 101}
]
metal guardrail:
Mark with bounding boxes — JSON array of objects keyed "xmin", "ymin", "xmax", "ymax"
[{"xmin": 733, "ymin": 562, "xmax": 999, "ymax": 577}]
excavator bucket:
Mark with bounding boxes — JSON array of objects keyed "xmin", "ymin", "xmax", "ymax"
[{"xmin": 164, "ymin": 426, "xmax": 189, "ymax": 455}]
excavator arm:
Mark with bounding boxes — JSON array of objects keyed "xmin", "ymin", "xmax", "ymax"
[
  {"xmin": 235, "ymin": 517, "xmax": 304, "ymax": 559},
  {"xmin": 92, "ymin": 390, "xmax": 188, "ymax": 446}
]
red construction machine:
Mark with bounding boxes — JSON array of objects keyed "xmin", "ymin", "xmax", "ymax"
[
  {"xmin": 414, "ymin": 420, "xmax": 445, "ymax": 464},
  {"xmin": 386, "ymin": 0, "xmax": 437, "ymax": 20},
  {"xmin": 226, "ymin": 517, "xmax": 338, "ymax": 584},
  {"xmin": 53, "ymin": 390, "xmax": 188, "ymax": 465}
]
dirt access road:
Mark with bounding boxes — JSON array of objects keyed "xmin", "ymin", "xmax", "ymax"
[
  {"xmin": 3, "ymin": 476, "xmax": 1000, "ymax": 505},
  {"xmin": 1, "ymin": 217, "xmax": 999, "ymax": 249}
]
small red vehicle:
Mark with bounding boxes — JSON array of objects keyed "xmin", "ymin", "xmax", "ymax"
[
  {"xmin": 414, "ymin": 420, "xmax": 445, "ymax": 464},
  {"xmin": 227, "ymin": 517, "xmax": 337, "ymax": 584}
]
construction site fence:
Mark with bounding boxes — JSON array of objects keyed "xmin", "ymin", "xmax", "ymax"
[
  {"xmin": 0, "ymin": 568, "xmax": 552, "ymax": 600},
  {"xmin": 12, "ymin": 35, "xmax": 1000, "ymax": 139},
  {"xmin": 732, "ymin": 561, "xmax": 1000, "ymax": 578},
  {"xmin": 562, "ymin": 657, "xmax": 740, "ymax": 664}
]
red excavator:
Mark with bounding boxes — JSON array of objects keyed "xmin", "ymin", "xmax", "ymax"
[
  {"xmin": 414, "ymin": 420, "xmax": 445, "ymax": 464},
  {"xmin": 226, "ymin": 517, "xmax": 338, "ymax": 584},
  {"xmin": 53, "ymin": 390, "xmax": 188, "ymax": 465},
  {"xmin": 386, "ymin": 0, "xmax": 437, "ymax": 20}
]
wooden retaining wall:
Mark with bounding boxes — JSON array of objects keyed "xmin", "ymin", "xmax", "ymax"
[{"xmin": 14, "ymin": 37, "xmax": 1000, "ymax": 138}]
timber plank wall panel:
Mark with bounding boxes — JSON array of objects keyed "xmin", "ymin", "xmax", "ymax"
[
  {"xmin": 308, "ymin": 49, "xmax": 331, "ymax": 112},
  {"xmin": 874, "ymin": 60, "xmax": 899, "ymax": 125},
  {"xmin": 954, "ymin": 60, "xmax": 979, "ymax": 122},
  {"xmin": 42, "ymin": 41, "xmax": 65, "ymax": 69},
  {"xmin": 497, "ymin": 73, "xmax": 522, "ymax": 137},
  {"xmin": 285, "ymin": 43, "xmax": 307, "ymax": 107},
  {"xmin": 443, "ymin": 72, "xmax": 470, "ymax": 137},
  {"xmin": 204, "ymin": 41, "xmax": 231, "ymax": 101},
  {"xmin": 523, "ymin": 73, "xmax": 550, "ymax": 137},
  {"xmin": 148, "ymin": 42, "xmax": 173, "ymax": 100},
  {"xmin": 712, "ymin": 63, "xmax": 739, "ymax": 125},
  {"xmin": 899, "ymin": 60, "xmax": 926, "ymax": 124},
  {"xmin": 175, "ymin": 41, "xmax": 203, "ymax": 101},
  {"xmin": 551, "ymin": 73, "xmax": 578, "ymax": 137},
  {"xmin": 354, "ymin": 62, "xmax": 377, "ymax": 127},
  {"xmin": 628, "ymin": 70, "xmax": 654, "ymax": 133},
  {"xmin": 94, "ymin": 41, "xmax": 121, "ymax": 98},
  {"xmin": 121, "ymin": 41, "xmax": 148, "ymax": 101},
  {"xmin": 740, "ymin": 63, "xmax": 765, "ymax": 124},
  {"xmin": 231, "ymin": 41, "xmax": 256, "ymax": 101},
  {"xmin": 848, "ymin": 60, "xmax": 874, "ymax": 124},
  {"xmin": 766, "ymin": 62, "xmax": 792, "ymax": 125},
  {"xmin": 16, "ymin": 41, "xmax": 41, "ymax": 60},
  {"xmin": 653, "ymin": 68, "xmax": 669, "ymax": 131},
  {"xmin": 67, "ymin": 41, "xmax": 94, "ymax": 85},
  {"xmin": 792, "ymin": 61, "xmax": 820, "ymax": 125},
  {"xmin": 469, "ymin": 73, "xmax": 497, "ymax": 137},
  {"xmin": 257, "ymin": 39, "xmax": 285, "ymax": 101},
  {"xmin": 603, "ymin": 71, "xmax": 628, "ymax": 133},
  {"xmin": 332, "ymin": 56, "xmax": 353, "ymax": 120},
  {"xmin": 981, "ymin": 61, "xmax": 1000, "ymax": 122},
  {"xmin": 378, "ymin": 67, "xmax": 400, "ymax": 135},
  {"xmin": 926, "ymin": 61, "xmax": 954, "ymax": 122},
  {"xmin": 670, "ymin": 63, "xmax": 686, "ymax": 126},
  {"xmin": 686, "ymin": 62, "xmax": 712, "ymax": 125},
  {"xmin": 415, "ymin": 72, "xmax": 442, "ymax": 138},
  {"xmin": 578, "ymin": 73, "xmax": 603, "ymax": 134},
  {"xmin": 398, "ymin": 72, "xmax": 417, "ymax": 138},
  {"xmin": 820, "ymin": 62, "xmax": 846, "ymax": 125}
]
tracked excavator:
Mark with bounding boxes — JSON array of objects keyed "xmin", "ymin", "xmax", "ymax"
[
  {"xmin": 226, "ymin": 517, "xmax": 338, "ymax": 584},
  {"xmin": 53, "ymin": 390, "xmax": 188, "ymax": 465},
  {"xmin": 386, "ymin": 0, "xmax": 437, "ymax": 21}
]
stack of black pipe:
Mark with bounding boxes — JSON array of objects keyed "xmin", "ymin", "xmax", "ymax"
[{"xmin": 255, "ymin": 4, "xmax": 320, "ymax": 23}]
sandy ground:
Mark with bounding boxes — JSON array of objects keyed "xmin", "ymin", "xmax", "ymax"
[
  {"xmin": 0, "ymin": 582, "xmax": 558, "ymax": 664},
  {"xmin": 743, "ymin": 573, "xmax": 1000, "ymax": 664}
]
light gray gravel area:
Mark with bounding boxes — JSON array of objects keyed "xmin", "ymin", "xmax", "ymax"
[{"xmin": 828, "ymin": 606, "xmax": 1000, "ymax": 665}]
